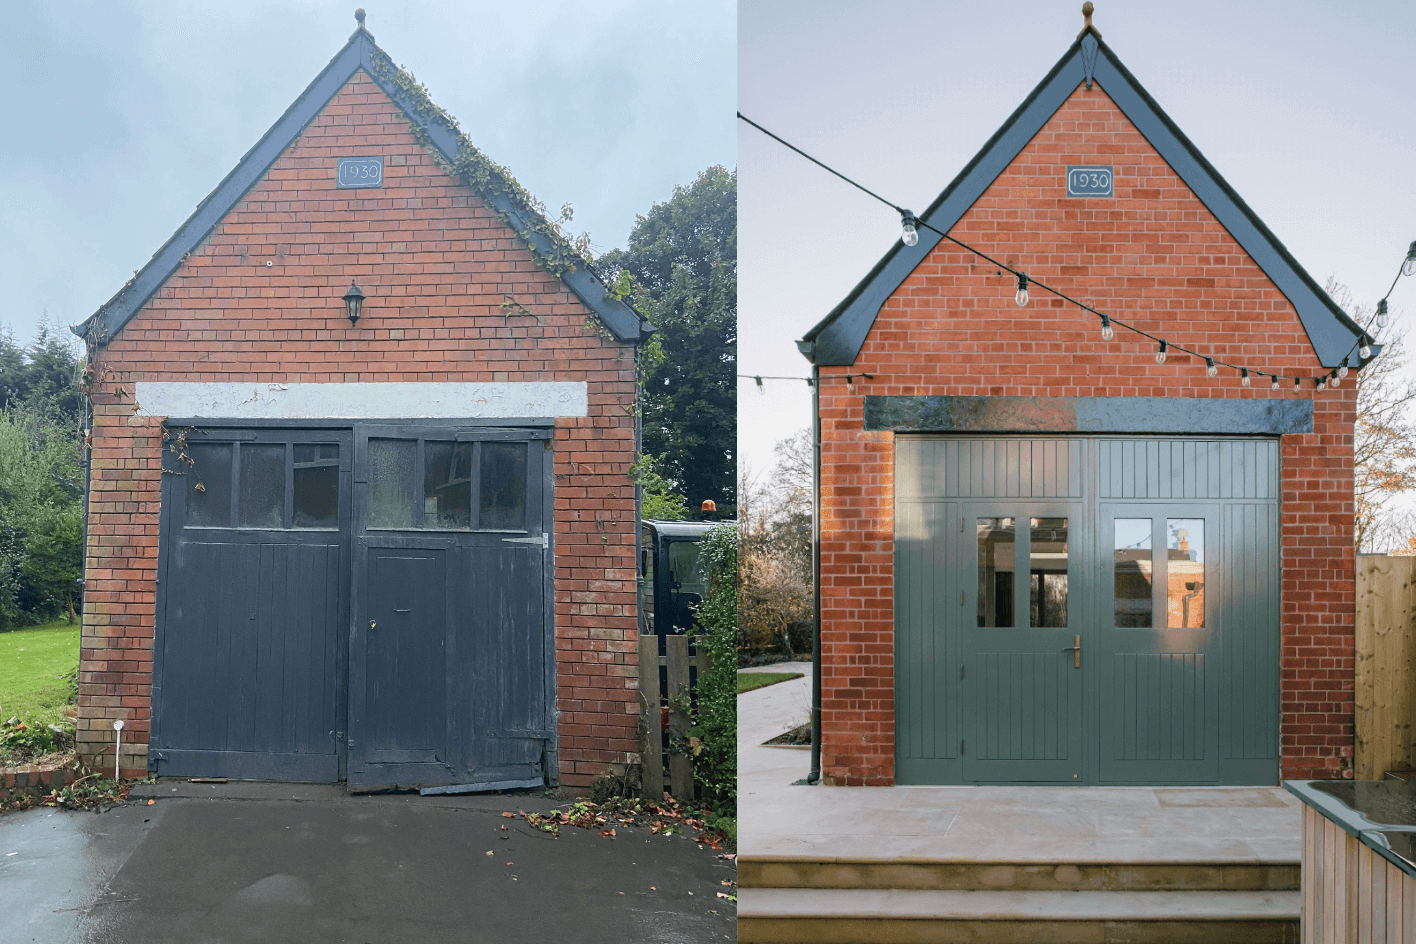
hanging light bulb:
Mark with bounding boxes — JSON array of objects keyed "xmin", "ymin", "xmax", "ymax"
[
  {"xmin": 1377, "ymin": 299, "xmax": 1389, "ymax": 329},
  {"xmin": 1155, "ymin": 339, "xmax": 1167, "ymax": 364},
  {"xmin": 1014, "ymin": 273, "xmax": 1030, "ymax": 307},
  {"xmin": 1205, "ymin": 357, "xmax": 1218, "ymax": 378},
  {"xmin": 1294, "ymin": 376, "xmax": 1301, "ymax": 390},
  {"xmin": 1330, "ymin": 370, "xmax": 1340, "ymax": 388},
  {"xmin": 1270, "ymin": 374, "xmax": 1280, "ymax": 390},
  {"xmin": 1338, "ymin": 360, "xmax": 1349, "ymax": 379},
  {"xmin": 755, "ymin": 376, "xmax": 765, "ymax": 395},
  {"xmin": 1100, "ymin": 314, "xmax": 1113, "ymax": 341},
  {"xmin": 1405, "ymin": 240, "xmax": 1416, "ymax": 277},
  {"xmin": 1360, "ymin": 342, "xmax": 1373, "ymax": 359},
  {"xmin": 1241, "ymin": 368, "xmax": 1251, "ymax": 387},
  {"xmin": 1316, "ymin": 375, "xmax": 1327, "ymax": 392},
  {"xmin": 900, "ymin": 211, "xmax": 919, "ymax": 247}
]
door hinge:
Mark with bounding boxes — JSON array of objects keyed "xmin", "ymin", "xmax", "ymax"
[
  {"xmin": 960, "ymin": 739, "xmax": 966, "ymax": 756},
  {"xmin": 960, "ymin": 590, "xmax": 964, "ymax": 606},
  {"xmin": 960, "ymin": 664, "xmax": 965, "ymax": 680},
  {"xmin": 959, "ymin": 517, "xmax": 964, "ymax": 532},
  {"xmin": 502, "ymin": 533, "xmax": 548, "ymax": 548}
]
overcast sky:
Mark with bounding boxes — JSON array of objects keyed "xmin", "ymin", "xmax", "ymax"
[
  {"xmin": 739, "ymin": 0, "xmax": 1416, "ymax": 476},
  {"xmin": 2, "ymin": 0, "xmax": 734, "ymax": 347}
]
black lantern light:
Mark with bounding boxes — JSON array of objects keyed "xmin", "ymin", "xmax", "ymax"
[{"xmin": 342, "ymin": 281, "xmax": 365, "ymax": 325}]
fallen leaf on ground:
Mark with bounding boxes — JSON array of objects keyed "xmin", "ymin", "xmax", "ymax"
[
  {"xmin": 146, "ymin": 800, "xmax": 154, "ymax": 806},
  {"xmin": 485, "ymin": 851, "xmax": 494, "ymax": 856},
  {"xmin": 501, "ymin": 811, "xmax": 514, "ymax": 818}
]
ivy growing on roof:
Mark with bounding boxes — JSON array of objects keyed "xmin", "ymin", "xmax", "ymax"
[{"xmin": 368, "ymin": 50, "xmax": 593, "ymax": 281}]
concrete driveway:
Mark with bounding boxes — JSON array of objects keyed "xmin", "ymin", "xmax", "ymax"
[{"xmin": 0, "ymin": 782, "xmax": 736, "ymax": 944}]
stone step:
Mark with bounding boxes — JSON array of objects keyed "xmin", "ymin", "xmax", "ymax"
[
  {"xmin": 738, "ymin": 887, "xmax": 1301, "ymax": 944},
  {"xmin": 740, "ymin": 857, "xmax": 1299, "ymax": 892}
]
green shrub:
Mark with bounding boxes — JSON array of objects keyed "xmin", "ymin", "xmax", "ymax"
[{"xmin": 689, "ymin": 522, "xmax": 736, "ymax": 807}]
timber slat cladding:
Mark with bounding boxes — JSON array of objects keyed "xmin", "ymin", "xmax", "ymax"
[{"xmin": 1302, "ymin": 802, "xmax": 1414, "ymax": 942}]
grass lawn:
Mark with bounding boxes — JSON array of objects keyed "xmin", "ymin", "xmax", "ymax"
[
  {"xmin": 0, "ymin": 619, "xmax": 80, "ymax": 730},
  {"xmin": 737, "ymin": 671, "xmax": 804, "ymax": 694}
]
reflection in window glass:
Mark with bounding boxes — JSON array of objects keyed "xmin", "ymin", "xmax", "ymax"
[
  {"xmin": 293, "ymin": 444, "xmax": 339, "ymax": 528},
  {"xmin": 1167, "ymin": 519, "xmax": 1205, "ymax": 628},
  {"xmin": 423, "ymin": 441, "xmax": 472, "ymax": 529},
  {"xmin": 667, "ymin": 540, "xmax": 708, "ymax": 634},
  {"xmin": 1114, "ymin": 518, "xmax": 1153, "ymax": 627},
  {"xmin": 238, "ymin": 445, "xmax": 285, "ymax": 529},
  {"xmin": 185, "ymin": 443, "xmax": 233, "ymax": 527},
  {"xmin": 369, "ymin": 439, "xmax": 415, "ymax": 529},
  {"xmin": 1029, "ymin": 517, "xmax": 1068, "ymax": 627},
  {"xmin": 977, "ymin": 517, "xmax": 1015, "ymax": 627},
  {"xmin": 479, "ymin": 442, "xmax": 527, "ymax": 530}
]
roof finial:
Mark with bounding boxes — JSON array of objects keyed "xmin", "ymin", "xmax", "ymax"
[
  {"xmin": 1078, "ymin": 2, "xmax": 1102, "ymax": 40},
  {"xmin": 355, "ymin": 8, "xmax": 366, "ymax": 29}
]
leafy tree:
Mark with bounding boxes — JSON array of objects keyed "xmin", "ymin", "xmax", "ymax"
[
  {"xmin": 1328, "ymin": 279, "xmax": 1416, "ymax": 553},
  {"xmin": 633, "ymin": 453, "xmax": 688, "ymax": 521},
  {"xmin": 0, "ymin": 321, "xmax": 85, "ymax": 628},
  {"xmin": 600, "ymin": 167, "xmax": 736, "ymax": 518},
  {"xmin": 738, "ymin": 430, "xmax": 815, "ymax": 659}
]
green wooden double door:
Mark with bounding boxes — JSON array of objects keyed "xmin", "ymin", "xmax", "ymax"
[{"xmin": 894, "ymin": 437, "xmax": 1280, "ymax": 785}]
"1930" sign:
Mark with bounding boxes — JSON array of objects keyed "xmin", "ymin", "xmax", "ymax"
[
  {"xmin": 336, "ymin": 157, "xmax": 383, "ymax": 189},
  {"xmin": 1066, "ymin": 165, "xmax": 1113, "ymax": 198}
]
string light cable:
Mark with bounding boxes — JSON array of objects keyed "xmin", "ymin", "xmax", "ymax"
[{"xmin": 739, "ymin": 112, "xmax": 1411, "ymax": 390}]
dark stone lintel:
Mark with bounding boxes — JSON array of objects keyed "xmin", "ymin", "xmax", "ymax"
[{"xmin": 864, "ymin": 395, "xmax": 1313, "ymax": 435}]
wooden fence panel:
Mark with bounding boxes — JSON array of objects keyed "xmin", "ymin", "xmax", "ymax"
[
  {"xmin": 637, "ymin": 635, "xmax": 664, "ymax": 800},
  {"xmin": 637, "ymin": 634, "xmax": 710, "ymax": 801},
  {"xmin": 1355, "ymin": 556, "xmax": 1416, "ymax": 780}
]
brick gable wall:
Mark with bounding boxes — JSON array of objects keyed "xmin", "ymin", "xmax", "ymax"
[
  {"xmin": 818, "ymin": 82, "xmax": 1355, "ymax": 785},
  {"xmin": 79, "ymin": 70, "xmax": 639, "ymax": 788}
]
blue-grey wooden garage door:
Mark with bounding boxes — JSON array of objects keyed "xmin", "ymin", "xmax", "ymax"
[
  {"xmin": 894, "ymin": 437, "xmax": 1280, "ymax": 786},
  {"xmin": 347, "ymin": 426, "xmax": 553, "ymax": 790},
  {"xmin": 151, "ymin": 429, "xmax": 351, "ymax": 781},
  {"xmin": 152, "ymin": 424, "xmax": 555, "ymax": 788}
]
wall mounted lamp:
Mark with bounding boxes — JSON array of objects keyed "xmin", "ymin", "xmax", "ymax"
[{"xmin": 343, "ymin": 281, "xmax": 365, "ymax": 325}]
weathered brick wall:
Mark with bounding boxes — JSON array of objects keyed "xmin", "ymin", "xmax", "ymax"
[
  {"xmin": 79, "ymin": 70, "xmax": 640, "ymax": 787},
  {"xmin": 818, "ymin": 82, "xmax": 1355, "ymax": 785}
]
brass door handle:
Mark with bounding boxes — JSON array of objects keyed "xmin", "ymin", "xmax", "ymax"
[{"xmin": 1063, "ymin": 635, "xmax": 1081, "ymax": 669}]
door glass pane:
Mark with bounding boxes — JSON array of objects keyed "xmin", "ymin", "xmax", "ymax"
[
  {"xmin": 1167, "ymin": 519, "xmax": 1205, "ymax": 628},
  {"xmin": 368, "ymin": 439, "xmax": 415, "ymax": 529},
  {"xmin": 238, "ymin": 445, "xmax": 285, "ymax": 529},
  {"xmin": 1029, "ymin": 517, "xmax": 1068, "ymax": 627},
  {"xmin": 293, "ymin": 444, "xmax": 340, "ymax": 528},
  {"xmin": 977, "ymin": 517, "xmax": 1015, "ymax": 628},
  {"xmin": 479, "ymin": 442, "xmax": 528, "ymax": 530},
  {"xmin": 185, "ymin": 443, "xmax": 232, "ymax": 527},
  {"xmin": 1114, "ymin": 518, "xmax": 1153, "ymax": 627},
  {"xmin": 424, "ymin": 441, "xmax": 472, "ymax": 529}
]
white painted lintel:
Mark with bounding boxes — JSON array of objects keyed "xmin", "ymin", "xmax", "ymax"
[{"xmin": 133, "ymin": 382, "xmax": 588, "ymax": 419}]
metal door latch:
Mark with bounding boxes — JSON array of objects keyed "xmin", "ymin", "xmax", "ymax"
[
  {"xmin": 1063, "ymin": 634, "xmax": 1081, "ymax": 669},
  {"xmin": 503, "ymin": 534, "xmax": 548, "ymax": 548}
]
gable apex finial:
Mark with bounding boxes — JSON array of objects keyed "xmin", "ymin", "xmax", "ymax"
[
  {"xmin": 1079, "ymin": 2, "xmax": 1103, "ymax": 39},
  {"xmin": 355, "ymin": 8, "xmax": 366, "ymax": 29}
]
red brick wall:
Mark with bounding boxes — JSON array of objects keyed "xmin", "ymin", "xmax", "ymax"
[
  {"xmin": 79, "ymin": 70, "xmax": 640, "ymax": 788},
  {"xmin": 818, "ymin": 82, "xmax": 1355, "ymax": 785}
]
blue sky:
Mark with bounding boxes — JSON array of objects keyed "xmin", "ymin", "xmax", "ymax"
[
  {"xmin": 738, "ymin": 0, "xmax": 1416, "ymax": 475},
  {"xmin": 1, "ymin": 0, "xmax": 735, "ymax": 348}
]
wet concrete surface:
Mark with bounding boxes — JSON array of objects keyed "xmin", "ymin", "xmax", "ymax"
[{"xmin": 0, "ymin": 783, "xmax": 736, "ymax": 943}]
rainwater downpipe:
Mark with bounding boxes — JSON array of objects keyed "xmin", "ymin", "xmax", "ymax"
[{"xmin": 807, "ymin": 361, "xmax": 822, "ymax": 784}]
